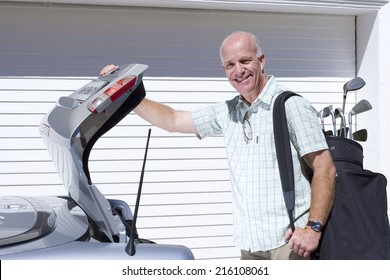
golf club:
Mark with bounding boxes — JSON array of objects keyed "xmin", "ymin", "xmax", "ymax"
[
  {"xmin": 340, "ymin": 77, "xmax": 366, "ymax": 132},
  {"xmin": 334, "ymin": 108, "xmax": 347, "ymax": 137},
  {"xmin": 348, "ymin": 99, "xmax": 372, "ymax": 139},
  {"xmin": 328, "ymin": 105, "xmax": 337, "ymax": 136},
  {"xmin": 341, "ymin": 77, "xmax": 366, "ymax": 114}
]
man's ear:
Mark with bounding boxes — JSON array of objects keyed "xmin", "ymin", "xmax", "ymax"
[
  {"xmin": 258, "ymin": 54, "xmax": 265, "ymax": 64},
  {"xmin": 259, "ymin": 54, "xmax": 266, "ymax": 73}
]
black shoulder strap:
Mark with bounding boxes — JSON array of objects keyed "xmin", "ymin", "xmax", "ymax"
[{"xmin": 273, "ymin": 91, "xmax": 300, "ymax": 232}]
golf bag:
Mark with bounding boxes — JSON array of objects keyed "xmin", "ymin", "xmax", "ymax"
[{"xmin": 274, "ymin": 91, "xmax": 390, "ymax": 260}]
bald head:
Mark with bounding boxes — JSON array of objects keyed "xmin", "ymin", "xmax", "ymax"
[{"xmin": 219, "ymin": 31, "xmax": 263, "ymax": 63}]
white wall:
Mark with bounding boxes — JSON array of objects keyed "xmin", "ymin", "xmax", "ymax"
[
  {"xmin": 377, "ymin": 4, "xmax": 390, "ymax": 182},
  {"xmin": 354, "ymin": 1, "xmax": 390, "ymax": 221},
  {"xmin": 357, "ymin": 3, "xmax": 390, "ymax": 185}
]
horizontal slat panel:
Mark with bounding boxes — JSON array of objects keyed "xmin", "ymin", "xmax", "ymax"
[
  {"xmin": 139, "ymin": 224, "xmax": 233, "ymax": 240},
  {"xmin": 82, "ymin": 192, "xmax": 232, "ymax": 206},
  {"xmin": 151, "ymin": 236, "xmax": 235, "ymax": 250},
  {"xmin": 99, "ymin": 181, "xmax": 232, "ymax": 196},
  {"xmin": 0, "ymin": 78, "xmax": 92, "ymax": 90},
  {"xmin": 93, "ymin": 136, "xmax": 225, "ymax": 149},
  {"xmin": 0, "ymin": 171, "xmax": 230, "ymax": 186},
  {"xmin": 135, "ymin": 201, "xmax": 232, "ymax": 217},
  {"xmin": 0, "ymin": 115, "xmax": 46, "ymax": 126},
  {"xmin": 92, "ymin": 169, "xmax": 230, "ymax": 184},
  {"xmin": 0, "ymin": 173, "xmax": 61, "ymax": 186},
  {"xmin": 0, "ymin": 150, "xmax": 50, "ymax": 161},
  {"xmin": 0, "ymin": 132, "xmax": 224, "ymax": 149},
  {"xmin": 90, "ymin": 148, "xmax": 228, "ymax": 160},
  {"xmin": 0, "ymin": 161, "xmax": 56, "ymax": 173},
  {"xmin": 97, "ymin": 157, "xmax": 229, "ymax": 171},
  {"xmin": 0, "ymin": 103, "xmax": 55, "ymax": 114},
  {"xmin": 0, "ymin": 180, "xmax": 231, "ymax": 197},
  {"xmin": 0, "ymin": 91, "xmax": 72, "ymax": 102},
  {"xmin": 90, "ymin": 158, "xmax": 229, "ymax": 172},
  {"xmin": 0, "ymin": 158, "xmax": 228, "ymax": 174},
  {"xmin": 0, "ymin": 185, "xmax": 66, "ymax": 196},
  {"xmin": 0, "ymin": 138, "xmax": 46, "ymax": 149},
  {"xmin": 137, "ymin": 213, "xmax": 233, "ymax": 228}
]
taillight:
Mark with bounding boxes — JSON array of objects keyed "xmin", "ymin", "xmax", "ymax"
[{"xmin": 88, "ymin": 76, "xmax": 137, "ymax": 113}]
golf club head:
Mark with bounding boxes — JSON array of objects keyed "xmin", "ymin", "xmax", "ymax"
[
  {"xmin": 334, "ymin": 108, "xmax": 341, "ymax": 116},
  {"xmin": 317, "ymin": 106, "xmax": 330, "ymax": 118},
  {"xmin": 353, "ymin": 129, "xmax": 368, "ymax": 142},
  {"xmin": 351, "ymin": 99, "xmax": 372, "ymax": 115},
  {"xmin": 348, "ymin": 99, "xmax": 372, "ymax": 139},
  {"xmin": 325, "ymin": 130, "xmax": 333, "ymax": 136},
  {"xmin": 341, "ymin": 78, "xmax": 364, "ymax": 121},
  {"xmin": 317, "ymin": 107, "xmax": 331, "ymax": 130},
  {"xmin": 345, "ymin": 77, "xmax": 366, "ymax": 93}
]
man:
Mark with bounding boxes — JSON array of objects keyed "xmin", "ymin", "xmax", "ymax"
[{"xmin": 100, "ymin": 31, "xmax": 336, "ymax": 260}]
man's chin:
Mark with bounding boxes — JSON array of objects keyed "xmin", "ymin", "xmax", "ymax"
[{"xmin": 234, "ymin": 85, "xmax": 252, "ymax": 95}]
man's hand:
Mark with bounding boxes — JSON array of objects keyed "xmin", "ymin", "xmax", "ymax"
[
  {"xmin": 284, "ymin": 227, "xmax": 321, "ymax": 258},
  {"xmin": 100, "ymin": 64, "xmax": 119, "ymax": 76}
]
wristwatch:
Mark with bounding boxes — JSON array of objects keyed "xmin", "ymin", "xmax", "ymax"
[{"xmin": 306, "ymin": 220, "xmax": 324, "ymax": 232}]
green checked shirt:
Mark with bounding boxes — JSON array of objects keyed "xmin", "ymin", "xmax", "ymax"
[{"xmin": 191, "ymin": 76, "xmax": 328, "ymax": 251}]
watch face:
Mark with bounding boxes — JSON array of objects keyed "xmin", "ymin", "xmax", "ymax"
[
  {"xmin": 312, "ymin": 223, "xmax": 321, "ymax": 232},
  {"xmin": 307, "ymin": 220, "xmax": 323, "ymax": 232}
]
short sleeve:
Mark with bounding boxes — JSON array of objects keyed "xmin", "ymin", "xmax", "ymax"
[
  {"xmin": 191, "ymin": 103, "xmax": 226, "ymax": 139},
  {"xmin": 285, "ymin": 96, "xmax": 328, "ymax": 156}
]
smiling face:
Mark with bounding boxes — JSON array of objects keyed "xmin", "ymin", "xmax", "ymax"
[{"xmin": 220, "ymin": 33, "xmax": 267, "ymax": 104}]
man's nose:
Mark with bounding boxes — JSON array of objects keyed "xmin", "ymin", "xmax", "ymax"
[{"xmin": 234, "ymin": 63, "xmax": 245, "ymax": 74}]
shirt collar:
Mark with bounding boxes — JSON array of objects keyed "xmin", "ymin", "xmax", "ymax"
[{"xmin": 226, "ymin": 75, "xmax": 277, "ymax": 124}]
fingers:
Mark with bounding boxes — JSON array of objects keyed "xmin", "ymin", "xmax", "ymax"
[
  {"xmin": 295, "ymin": 243, "xmax": 309, "ymax": 257},
  {"xmin": 100, "ymin": 64, "xmax": 119, "ymax": 76},
  {"xmin": 287, "ymin": 234, "xmax": 298, "ymax": 250},
  {"xmin": 290, "ymin": 238, "xmax": 310, "ymax": 257},
  {"xmin": 298, "ymin": 247, "xmax": 306, "ymax": 257},
  {"xmin": 287, "ymin": 228, "xmax": 318, "ymax": 257},
  {"xmin": 284, "ymin": 228, "xmax": 293, "ymax": 242}
]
